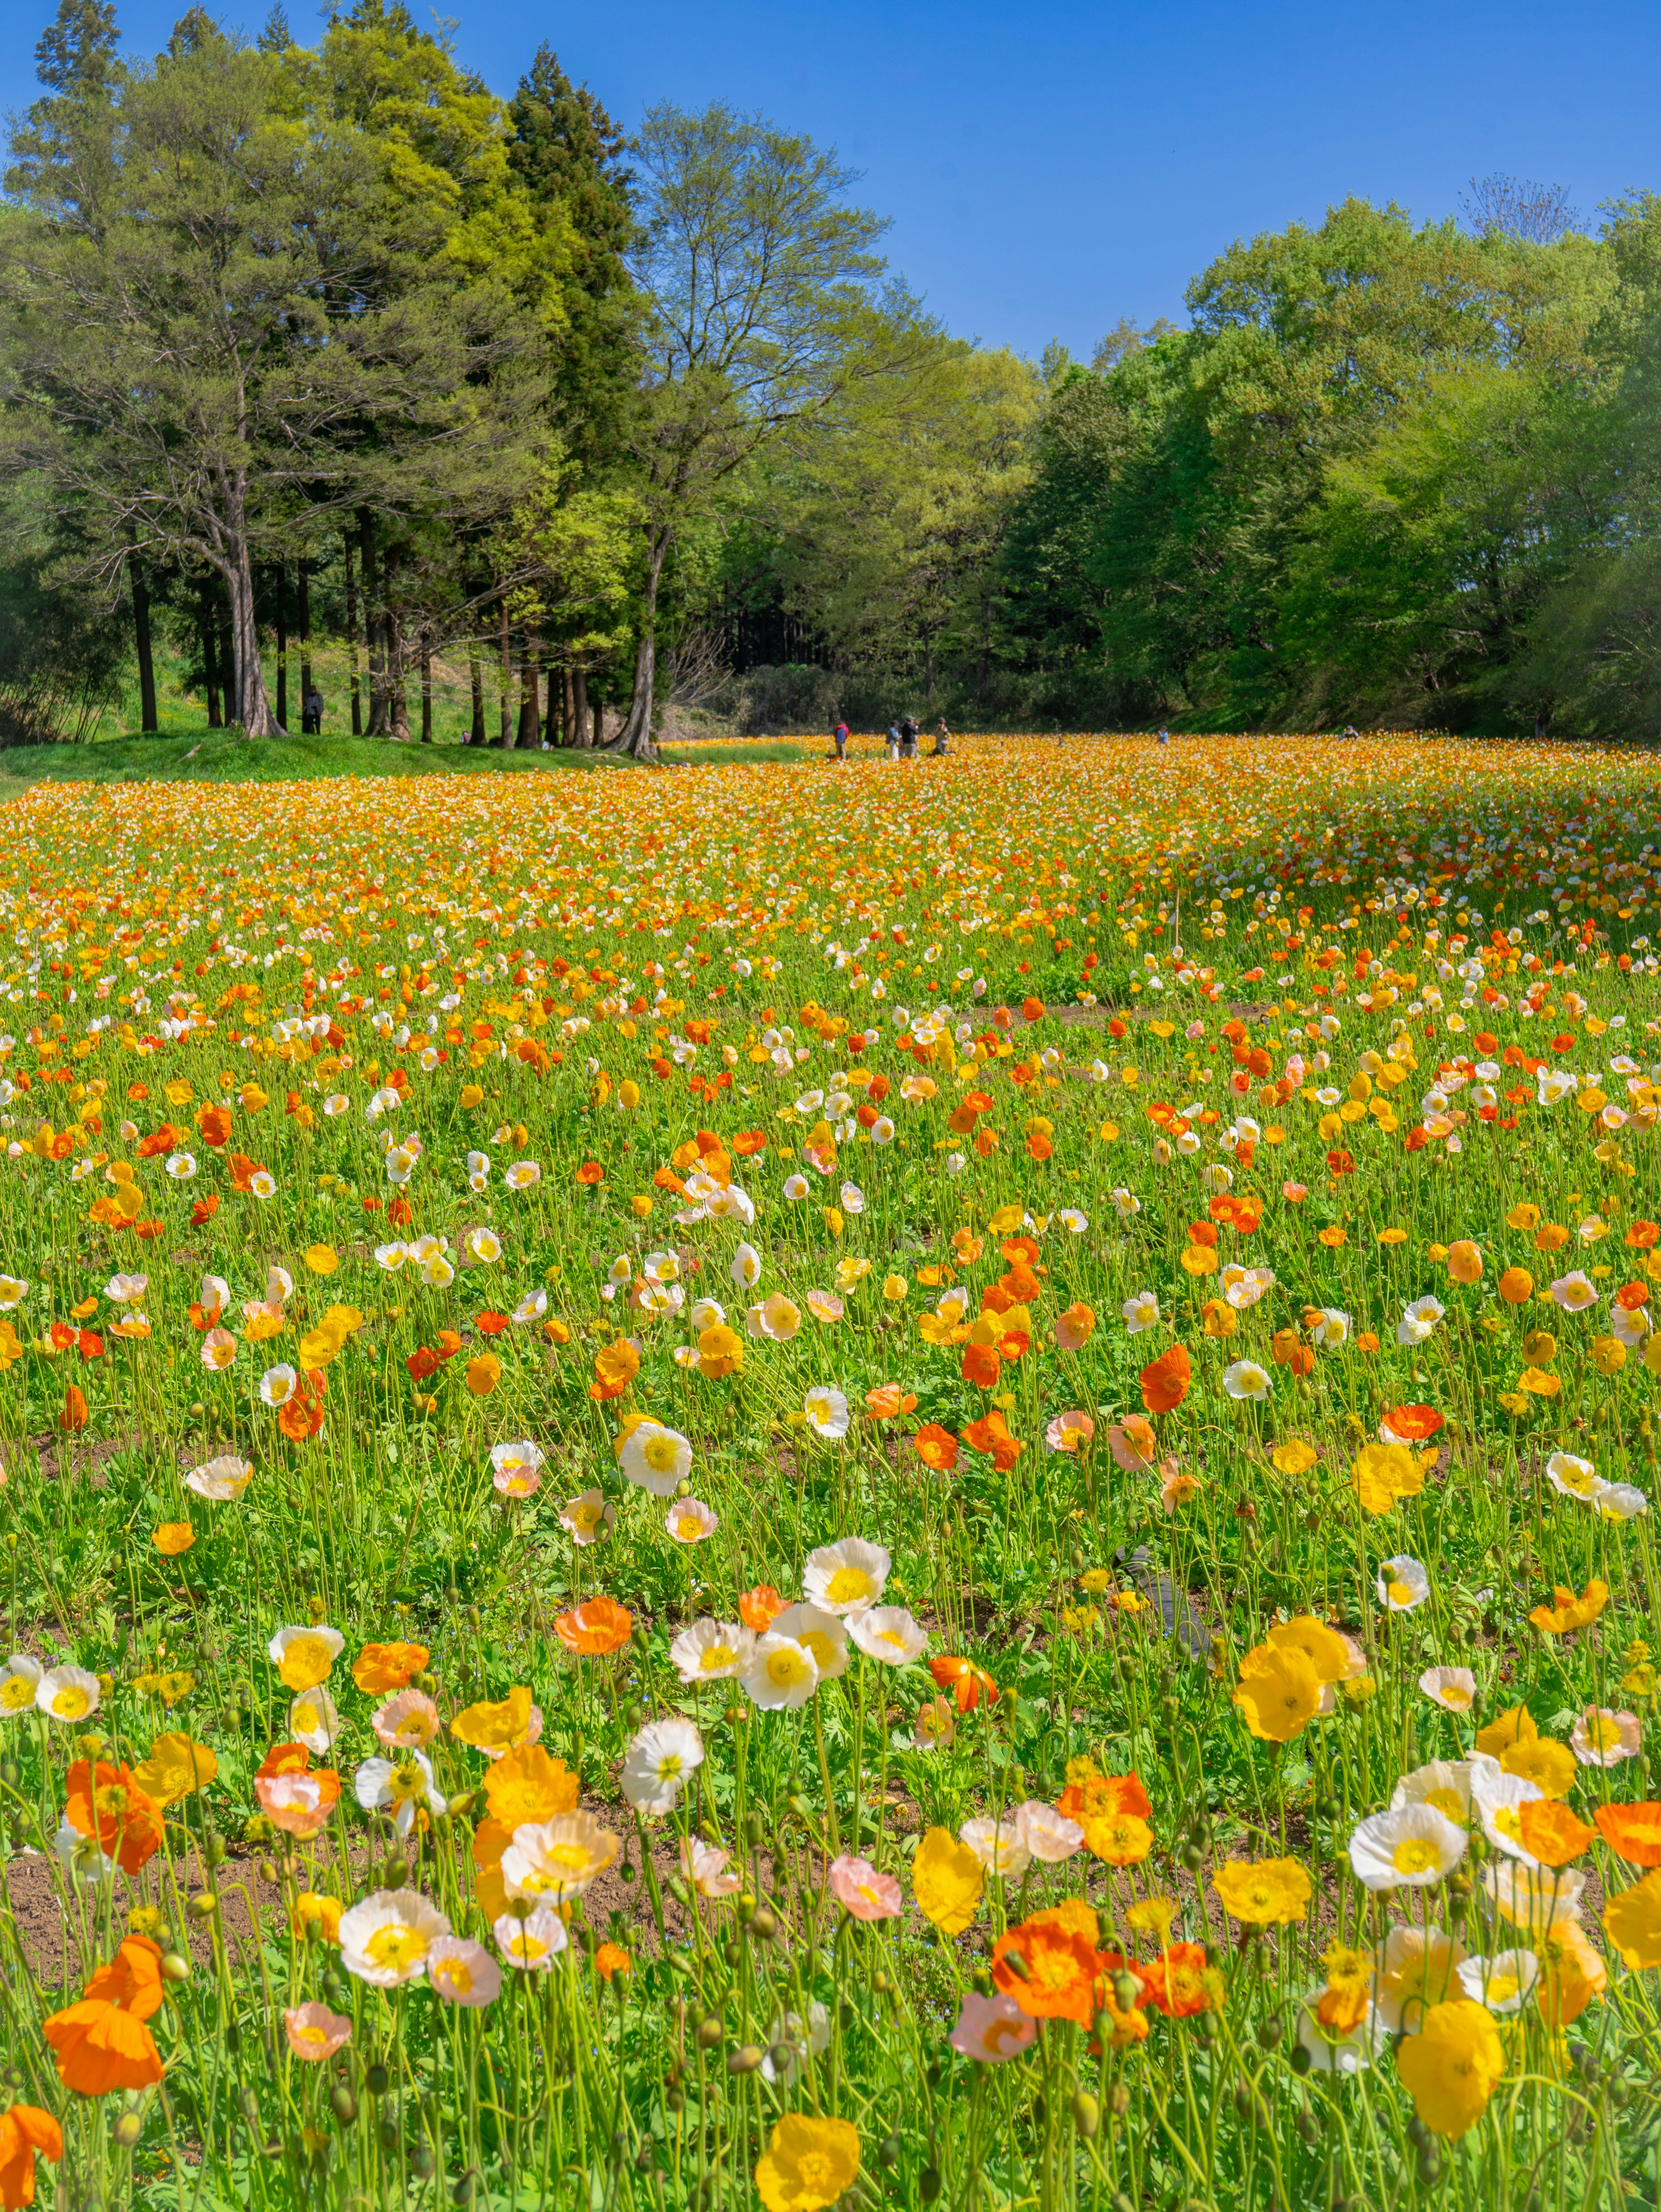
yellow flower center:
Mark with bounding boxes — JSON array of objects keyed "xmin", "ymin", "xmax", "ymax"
[
  {"xmin": 93, "ymin": 1784, "xmax": 131, "ymax": 1819},
  {"xmin": 1587, "ymin": 1716, "xmax": 1620, "ymax": 1750},
  {"xmin": 1493, "ymin": 1807, "xmax": 1525, "ymax": 1846},
  {"xmin": 766, "ymin": 1649, "xmax": 809, "ymax": 1687},
  {"xmin": 1392, "ymin": 1838, "xmax": 1443, "ymax": 1876},
  {"xmin": 433, "ymin": 1957, "xmax": 474, "ymax": 1998},
  {"xmin": 53, "ymin": 1685, "xmax": 90, "ymax": 1718},
  {"xmin": 1486, "ymin": 1973, "xmax": 1520, "ymax": 2005},
  {"xmin": 643, "ymin": 1435, "xmax": 680, "ymax": 1473},
  {"xmin": 797, "ymin": 1631, "xmax": 837, "ymax": 1671},
  {"xmin": 826, "ymin": 1566, "xmax": 874, "ymax": 1604},
  {"xmin": 365, "ymin": 1923, "xmax": 425, "ymax": 1972},
  {"xmin": 295, "ymin": 2025, "xmax": 329, "ymax": 2055},
  {"xmin": 1425, "ymin": 1788, "xmax": 1465, "ymax": 1821},
  {"xmin": 1, "ymin": 1677, "xmax": 35, "ymax": 1712},
  {"xmin": 699, "ymin": 1645, "xmax": 738, "ymax": 1673},
  {"xmin": 1440, "ymin": 1685, "xmax": 1472, "ymax": 1710}
]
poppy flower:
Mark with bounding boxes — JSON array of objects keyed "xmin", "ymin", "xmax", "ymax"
[
  {"xmin": 352, "ymin": 1641, "xmax": 430, "ymax": 1696},
  {"xmin": 1595, "ymin": 1801, "xmax": 1661, "ymax": 1866},
  {"xmin": 1139, "ymin": 1344, "xmax": 1191, "ymax": 1414},
  {"xmin": 43, "ymin": 1936, "xmax": 166, "ymax": 2095},
  {"xmin": 554, "ymin": 1596, "xmax": 634, "ymax": 1657},
  {"xmin": 930, "ymin": 1655, "xmax": 999, "ymax": 1713},
  {"xmin": 0, "ymin": 2104, "xmax": 62, "ymax": 2205},
  {"xmin": 576, "ymin": 1161, "xmax": 603, "ymax": 1186},
  {"xmin": 738, "ymin": 1584, "xmax": 786, "ymax": 1631},
  {"xmin": 911, "ymin": 1422, "xmax": 959, "ymax": 1472},
  {"xmin": 64, "ymin": 1760, "xmax": 164, "ymax": 1875}
]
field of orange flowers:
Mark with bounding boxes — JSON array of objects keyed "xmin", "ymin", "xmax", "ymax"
[{"xmin": 2, "ymin": 730, "xmax": 1661, "ymax": 2212}]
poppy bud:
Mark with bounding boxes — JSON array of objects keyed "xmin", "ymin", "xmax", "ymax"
[{"xmin": 1071, "ymin": 2092, "xmax": 1100, "ymax": 2138}]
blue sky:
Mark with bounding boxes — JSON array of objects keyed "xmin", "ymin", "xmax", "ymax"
[{"xmin": 7, "ymin": 0, "xmax": 1660, "ymax": 360}]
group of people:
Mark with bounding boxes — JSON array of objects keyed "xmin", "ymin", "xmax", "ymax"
[{"xmin": 829, "ymin": 716, "xmax": 951, "ymax": 761}]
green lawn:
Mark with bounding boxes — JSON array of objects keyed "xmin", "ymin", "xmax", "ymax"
[{"xmin": 0, "ymin": 728, "xmax": 809, "ymax": 791}]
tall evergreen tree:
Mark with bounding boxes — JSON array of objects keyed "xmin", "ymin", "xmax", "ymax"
[{"xmin": 507, "ymin": 44, "xmax": 636, "ymax": 458}]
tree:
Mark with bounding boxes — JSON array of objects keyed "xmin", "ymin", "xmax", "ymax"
[
  {"xmin": 507, "ymin": 45, "xmax": 637, "ymax": 464},
  {"xmin": 1461, "ymin": 174, "xmax": 1581, "ymax": 247},
  {"xmin": 606, "ymin": 101, "xmax": 922, "ymax": 758},
  {"xmin": 0, "ymin": 12, "xmax": 541, "ymax": 735}
]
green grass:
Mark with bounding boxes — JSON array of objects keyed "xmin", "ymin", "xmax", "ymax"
[{"xmin": 0, "ymin": 729, "xmax": 812, "ymax": 791}]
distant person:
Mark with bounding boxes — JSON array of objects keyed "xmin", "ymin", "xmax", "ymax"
[
  {"xmin": 886, "ymin": 722, "xmax": 901, "ymax": 762},
  {"xmin": 931, "ymin": 717, "xmax": 951, "ymax": 758},
  {"xmin": 833, "ymin": 721, "xmax": 849, "ymax": 761},
  {"xmin": 899, "ymin": 715, "xmax": 919, "ymax": 761},
  {"xmin": 301, "ymin": 684, "xmax": 324, "ymax": 733},
  {"xmin": 1158, "ymin": 727, "xmax": 1170, "ymax": 746}
]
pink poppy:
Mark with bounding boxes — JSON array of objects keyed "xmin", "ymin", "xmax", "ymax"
[
  {"xmin": 284, "ymin": 2002, "xmax": 352, "ymax": 2061},
  {"xmin": 372, "ymin": 1689, "xmax": 442, "ymax": 1751},
  {"xmin": 1044, "ymin": 1410, "xmax": 1095, "ymax": 1454},
  {"xmin": 1282, "ymin": 1182, "xmax": 1308, "ymax": 1202},
  {"xmin": 828, "ymin": 1852, "xmax": 902, "ymax": 1921},
  {"xmin": 948, "ymin": 1991, "xmax": 1036, "ymax": 2062},
  {"xmin": 1107, "ymin": 1417, "xmax": 1157, "ymax": 1473}
]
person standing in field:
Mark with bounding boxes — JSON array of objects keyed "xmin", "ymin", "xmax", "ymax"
[
  {"xmin": 886, "ymin": 722, "xmax": 901, "ymax": 761},
  {"xmin": 932, "ymin": 717, "xmax": 951, "ymax": 758},
  {"xmin": 899, "ymin": 715, "xmax": 919, "ymax": 761},
  {"xmin": 833, "ymin": 721, "xmax": 848, "ymax": 760}
]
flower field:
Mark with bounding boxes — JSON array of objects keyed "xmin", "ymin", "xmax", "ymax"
[{"xmin": 5, "ymin": 730, "xmax": 1661, "ymax": 2211}]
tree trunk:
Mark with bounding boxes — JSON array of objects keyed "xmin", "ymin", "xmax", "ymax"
[
  {"xmin": 274, "ymin": 562, "xmax": 288, "ymax": 730},
  {"xmin": 420, "ymin": 643, "xmax": 433, "ymax": 743},
  {"xmin": 227, "ymin": 530, "xmax": 282, "ymax": 736},
  {"xmin": 609, "ymin": 535, "xmax": 669, "ymax": 758},
  {"xmin": 543, "ymin": 661, "xmax": 560, "ymax": 746},
  {"xmin": 469, "ymin": 642, "xmax": 485, "ymax": 744},
  {"xmin": 561, "ymin": 665, "xmax": 576, "ymax": 748},
  {"xmin": 519, "ymin": 631, "xmax": 542, "ymax": 747},
  {"xmin": 344, "ymin": 533, "xmax": 363, "ymax": 736},
  {"xmin": 359, "ymin": 509, "xmax": 388, "ymax": 735},
  {"xmin": 572, "ymin": 666, "xmax": 590, "ymax": 750},
  {"xmin": 497, "ymin": 597, "xmax": 514, "ymax": 747},
  {"xmin": 128, "ymin": 544, "xmax": 157, "ymax": 734},
  {"xmin": 298, "ymin": 556, "xmax": 312, "ymax": 705},
  {"xmin": 386, "ymin": 546, "xmax": 410, "ymax": 741},
  {"xmin": 201, "ymin": 588, "xmax": 222, "ymax": 729}
]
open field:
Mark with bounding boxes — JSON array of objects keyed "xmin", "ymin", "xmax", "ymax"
[{"xmin": 2, "ymin": 732, "xmax": 1661, "ymax": 2211}]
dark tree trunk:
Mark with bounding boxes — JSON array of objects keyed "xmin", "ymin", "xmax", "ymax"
[
  {"xmin": 519, "ymin": 631, "xmax": 541, "ymax": 747},
  {"xmin": 298, "ymin": 556, "xmax": 313, "ymax": 705},
  {"xmin": 344, "ymin": 533, "xmax": 363, "ymax": 736},
  {"xmin": 201, "ymin": 587, "xmax": 222, "ymax": 729},
  {"xmin": 129, "ymin": 544, "xmax": 157, "ymax": 734},
  {"xmin": 543, "ymin": 661, "xmax": 560, "ymax": 745},
  {"xmin": 385, "ymin": 546, "xmax": 410, "ymax": 741},
  {"xmin": 469, "ymin": 642, "xmax": 485, "ymax": 744},
  {"xmin": 609, "ymin": 533, "xmax": 669, "ymax": 758},
  {"xmin": 218, "ymin": 599, "xmax": 235, "ymax": 729},
  {"xmin": 359, "ymin": 509, "xmax": 388, "ymax": 735},
  {"xmin": 561, "ymin": 664, "xmax": 576, "ymax": 748},
  {"xmin": 420, "ymin": 643, "xmax": 433, "ymax": 743},
  {"xmin": 497, "ymin": 597, "xmax": 514, "ymax": 747},
  {"xmin": 274, "ymin": 562, "xmax": 288, "ymax": 731},
  {"xmin": 572, "ymin": 666, "xmax": 590, "ymax": 750}
]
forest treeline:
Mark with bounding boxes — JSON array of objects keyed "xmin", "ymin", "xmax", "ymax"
[{"xmin": 4, "ymin": 2, "xmax": 1661, "ymax": 748}]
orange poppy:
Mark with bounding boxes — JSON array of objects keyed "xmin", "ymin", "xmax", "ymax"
[
  {"xmin": 1616, "ymin": 1280, "xmax": 1651, "ymax": 1312},
  {"xmin": 961, "ymin": 1342, "xmax": 1001, "ymax": 1387},
  {"xmin": 196, "ymin": 1104, "xmax": 232, "ymax": 1148},
  {"xmin": 929, "ymin": 1655, "xmax": 999, "ymax": 1713},
  {"xmin": 1625, "ymin": 1220, "xmax": 1659, "ymax": 1250},
  {"xmin": 64, "ymin": 1761, "xmax": 164, "ymax": 1876},
  {"xmin": 1497, "ymin": 1267, "xmax": 1533, "ymax": 1304},
  {"xmin": 190, "ymin": 1194, "xmax": 220, "ymax": 1227},
  {"xmin": 1139, "ymin": 1344, "xmax": 1191, "ymax": 1414},
  {"xmin": 1058, "ymin": 1771, "xmax": 1152, "ymax": 1821},
  {"xmin": 576, "ymin": 1161, "xmax": 603, "ymax": 1185},
  {"xmin": 0, "ymin": 2103, "xmax": 62, "ymax": 2206},
  {"xmin": 738, "ymin": 1584, "xmax": 786, "ymax": 1631},
  {"xmin": 555, "ymin": 1596, "xmax": 634, "ymax": 1657},
  {"xmin": 1055, "ymin": 1300, "xmax": 1095, "ymax": 1351},
  {"xmin": 1382, "ymin": 1404, "xmax": 1444, "ymax": 1441},
  {"xmin": 992, "ymin": 1912, "xmax": 1099, "ymax": 2026},
  {"xmin": 59, "ymin": 1385, "xmax": 88, "ymax": 1434},
  {"xmin": 731, "ymin": 1130, "xmax": 767, "ymax": 1156},
  {"xmin": 152, "ymin": 1523, "xmax": 194, "ymax": 1556},
  {"xmin": 1518, "ymin": 1799, "xmax": 1596, "ymax": 1868},
  {"xmin": 352, "ymin": 1641, "xmax": 430, "ymax": 1695},
  {"xmin": 911, "ymin": 1423, "xmax": 959, "ymax": 1472},
  {"xmin": 1140, "ymin": 1941, "xmax": 1215, "ymax": 2017},
  {"xmin": 864, "ymin": 1384, "xmax": 918, "ymax": 1418},
  {"xmin": 1595, "ymin": 1802, "xmax": 1661, "ymax": 1866},
  {"xmin": 963, "ymin": 1410, "xmax": 1023, "ymax": 1472},
  {"xmin": 593, "ymin": 1942, "xmax": 633, "ymax": 1982},
  {"xmin": 43, "ymin": 1936, "xmax": 166, "ymax": 2096}
]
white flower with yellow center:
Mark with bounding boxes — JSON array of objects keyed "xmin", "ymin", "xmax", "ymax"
[
  {"xmin": 466, "ymin": 1229, "xmax": 502, "ymax": 1264},
  {"xmin": 1377, "ymin": 1555, "xmax": 1429, "ymax": 1611},
  {"xmin": 743, "ymin": 1632, "xmax": 820, "ymax": 1711},
  {"xmin": 621, "ymin": 1717, "xmax": 704, "ymax": 1815},
  {"xmin": 1470, "ymin": 1764, "xmax": 1545, "ymax": 1866},
  {"xmin": 1417, "ymin": 1666, "xmax": 1476, "ymax": 1714},
  {"xmin": 1390, "ymin": 1759, "xmax": 1474, "ymax": 1826},
  {"xmin": 289, "ymin": 1687, "xmax": 341, "ymax": 1752},
  {"xmin": 802, "ymin": 1537, "xmax": 891, "ymax": 1616},
  {"xmin": 619, "ymin": 1421, "xmax": 693, "ymax": 1498},
  {"xmin": 1347, "ymin": 1803, "xmax": 1467, "ymax": 1893},
  {"xmin": 803, "ymin": 1386, "xmax": 850, "ymax": 1441},
  {"xmin": 427, "ymin": 1937, "xmax": 501, "ymax": 2009},
  {"xmin": 500, "ymin": 1812, "xmax": 619, "ymax": 1903},
  {"xmin": 1456, "ymin": 1948, "xmax": 1538, "ymax": 2015},
  {"xmin": 36, "ymin": 1664, "xmax": 101, "ymax": 1724},
  {"xmin": 959, "ymin": 1814, "xmax": 1030, "ymax": 1878},
  {"xmin": 669, "ymin": 1618, "xmax": 756, "ymax": 1684},
  {"xmin": 747, "ymin": 1292, "xmax": 801, "ymax": 1341},
  {"xmin": 1221, "ymin": 1359, "xmax": 1271, "ymax": 1401},
  {"xmin": 665, "ymin": 1497, "xmax": 718, "ymax": 1545},
  {"xmin": 503, "ymin": 1161, "xmax": 540, "ymax": 1192},
  {"xmin": 493, "ymin": 1906, "xmax": 567, "ymax": 1972},
  {"xmin": 0, "ymin": 1653, "xmax": 43, "ymax": 1717},
  {"xmin": 1121, "ymin": 1290, "xmax": 1161, "ymax": 1334},
  {"xmin": 847, "ymin": 1606, "xmax": 929, "ymax": 1667},
  {"xmin": 771, "ymin": 1602, "xmax": 848, "ymax": 1683},
  {"xmin": 185, "ymin": 1453, "xmax": 252, "ymax": 1500},
  {"xmin": 260, "ymin": 1364, "xmax": 298, "ymax": 1409},
  {"xmin": 338, "ymin": 1887, "xmax": 452, "ymax": 1987},
  {"xmin": 1546, "ymin": 1450, "xmax": 1599, "ymax": 1501},
  {"xmin": 354, "ymin": 1751, "xmax": 446, "ymax": 1837},
  {"xmin": 559, "ymin": 1489, "xmax": 614, "ymax": 1548},
  {"xmin": 1550, "ymin": 1271, "xmax": 1598, "ymax": 1312}
]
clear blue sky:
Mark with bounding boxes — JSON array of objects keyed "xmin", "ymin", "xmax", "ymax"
[{"xmin": 7, "ymin": 0, "xmax": 1660, "ymax": 359}]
